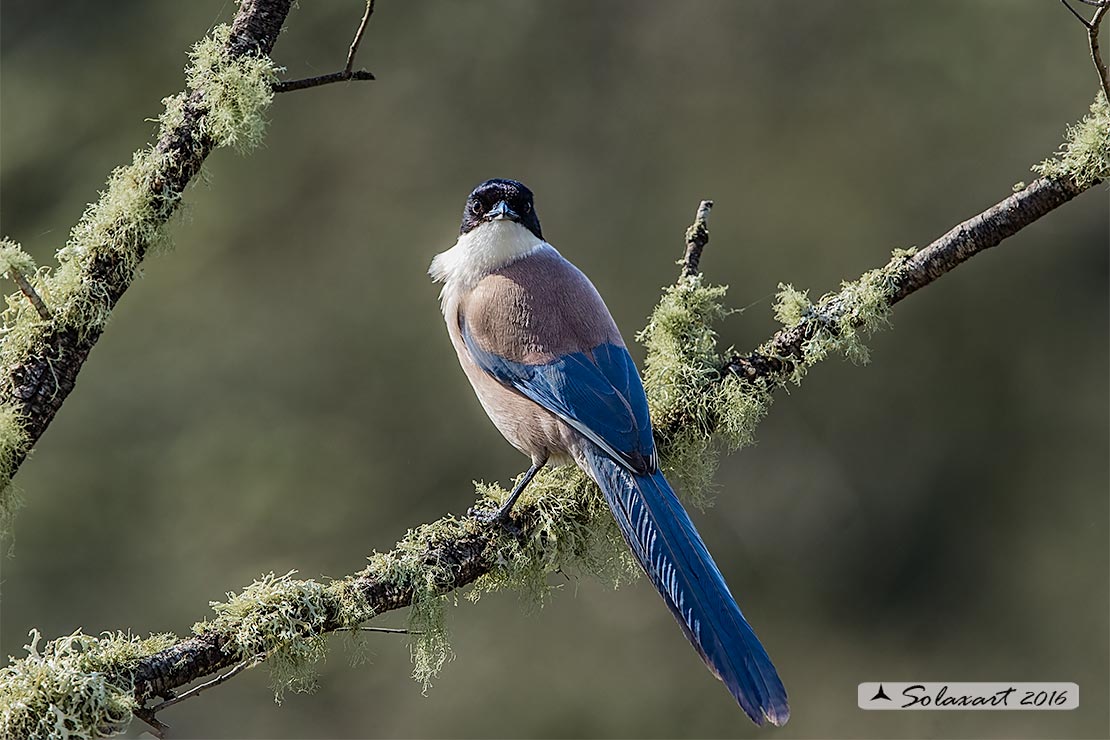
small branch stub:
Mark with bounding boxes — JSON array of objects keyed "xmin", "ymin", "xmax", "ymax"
[
  {"xmin": 11, "ymin": 273, "xmax": 52, "ymax": 321},
  {"xmin": 681, "ymin": 199, "xmax": 714, "ymax": 278},
  {"xmin": 0, "ymin": 239, "xmax": 51, "ymax": 320}
]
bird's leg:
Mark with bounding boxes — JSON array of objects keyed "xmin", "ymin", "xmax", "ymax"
[
  {"xmin": 473, "ymin": 459, "xmax": 546, "ymax": 528},
  {"xmin": 494, "ymin": 459, "xmax": 546, "ymax": 521}
]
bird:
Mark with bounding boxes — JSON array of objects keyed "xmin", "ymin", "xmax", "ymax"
[{"xmin": 429, "ymin": 178, "xmax": 789, "ymax": 726}]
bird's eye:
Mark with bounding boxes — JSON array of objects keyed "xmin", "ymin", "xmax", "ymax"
[
  {"xmin": 522, "ymin": 202, "xmax": 532, "ymax": 214},
  {"xmin": 469, "ymin": 201, "xmax": 482, "ymax": 215}
]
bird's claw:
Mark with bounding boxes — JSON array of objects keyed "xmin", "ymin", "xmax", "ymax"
[{"xmin": 469, "ymin": 503, "xmax": 522, "ymax": 537}]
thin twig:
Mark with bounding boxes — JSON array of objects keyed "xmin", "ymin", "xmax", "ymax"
[
  {"xmin": 132, "ymin": 707, "xmax": 170, "ymax": 739},
  {"xmin": 1061, "ymin": 0, "xmax": 1110, "ymax": 101},
  {"xmin": 1062, "ymin": 0, "xmax": 1094, "ymax": 29},
  {"xmin": 1090, "ymin": 3, "xmax": 1110, "ymax": 101},
  {"xmin": 146, "ymin": 659, "xmax": 254, "ymax": 716},
  {"xmin": 335, "ymin": 626, "xmax": 423, "ymax": 635},
  {"xmin": 273, "ymin": 69, "xmax": 375, "ymax": 93},
  {"xmin": 345, "ymin": 0, "xmax": 374, "ymax": 75},
  {"xmin": 680, "ymin": 200, "xmax": 714, "ymax": 278},
  {"xmin": 274, "ymin": 0, "xmax": 376, "ymax": 93},
  {"xmin": 7, "ymin": 271, "xmax": 51, "ymax": 320}
]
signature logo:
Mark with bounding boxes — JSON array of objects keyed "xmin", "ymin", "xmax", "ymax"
[{"xmin": 858, "ymin": 682, "xmax": 1078, "ymax": 711}]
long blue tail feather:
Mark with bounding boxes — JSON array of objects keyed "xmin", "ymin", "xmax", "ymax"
[{"xmin": 578, "ymin": 445, "xmax": 790, "ymax": 726}]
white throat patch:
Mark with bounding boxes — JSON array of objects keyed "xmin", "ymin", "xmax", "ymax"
[{"xmin": 429, "ymin": 221, "xmax": 547, "ymax": 292}]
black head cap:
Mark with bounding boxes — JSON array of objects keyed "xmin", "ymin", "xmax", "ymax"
[{"xmin": 460, "ymin": 178, "xmax": 543, "ymax": 240}]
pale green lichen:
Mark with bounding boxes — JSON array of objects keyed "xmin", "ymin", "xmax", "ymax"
[
  {"xmin": 360, "ymin": 466, "xmax": 637, "ymax": 689},
  {"xmin": 195, "ymin": 570, "xmax": 368, "ymax": 703},
  {"xmin": 179, "ymin": 24, "xmax": 279, "ymax": 152},
  {"xmin": 767, "ymin": 248, "xmax": 916, "ymax": 384},
  {"xmin": 637, "ymin": 276, "xmax": 741, "ymax": 508},
  {"xmin": 712, "ymin": 374, "xmax": 773, "ymax": 454},
  {"xmin": 0, "ymin": 24, "xmax": 280, "ymax": 538},
  {"xmin": 0, "ymin": 629, "xmax": 176, "ymax": 740},
  {"xmin": 0, "ymin": 239, "xmax": 37, "ymax": 278},
  {"xmin": 468, "ymin": 466, "xmax": 637, "ymax": 609},
  {"xmin": 771, "ymin": 283, "xmax": 812, "ymax": 327},
  {"xmin": 1033, "ymin": 92, "xmax": 1110, "ymax": 188},
  {"xmin": 0, "ymin": 404, "xmax": 29, "ymax": 540},
  {"xmin": 364, "ymin": 519, "xmax": 466, "ymax": 686},
  {"xmin": 403, "ymin": 471, "xmax": 627, "ymax": 689},
  {"xmin": 635, "ymin": 274, "xmax": 779, "ymax": 510}
]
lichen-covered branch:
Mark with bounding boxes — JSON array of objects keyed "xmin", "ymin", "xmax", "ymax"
[
  {"xmin": 722, "ymin": 174, "xmax": 1092, "ymax": 387},
  {"xmin": 0, "ymin": 0, "xmax": 295, "ymax": 536},
  {"xmin": 724, "ymin": 94, "xmax": 1108, "ymax": 390}
]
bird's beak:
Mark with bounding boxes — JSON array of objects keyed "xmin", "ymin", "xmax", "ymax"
[{"xmin": 485, "ymin": 200, "xmax": 520, "ymax": 223}]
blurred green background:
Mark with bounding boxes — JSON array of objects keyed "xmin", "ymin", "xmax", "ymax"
[{"xmin": 1, "ymin": 2, "xmax": 1107, "ymax": 738}]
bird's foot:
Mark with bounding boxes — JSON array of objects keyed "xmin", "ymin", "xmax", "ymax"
[{"xmin": 468, "ymin": 502, "xmax": 522, "ymax": 538}]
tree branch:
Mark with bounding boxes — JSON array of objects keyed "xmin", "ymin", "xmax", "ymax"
[{"xmin": 722, "ymin": 175, "xmax": 1092, "ymax": 383}]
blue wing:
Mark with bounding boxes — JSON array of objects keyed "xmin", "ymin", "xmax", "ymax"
[{"xmin": 461, "ymin": 322, "xmax": 656, "ymax": 474}]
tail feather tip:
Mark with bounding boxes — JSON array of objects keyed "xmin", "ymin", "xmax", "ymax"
[{"xmin": 762, "ymin": 703, "xmax": 790, "ymax": 727}]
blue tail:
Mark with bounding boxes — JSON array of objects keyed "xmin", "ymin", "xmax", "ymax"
[{"xmin": 579, "ymin": 445, "xmax": 790, "ymax": 726}]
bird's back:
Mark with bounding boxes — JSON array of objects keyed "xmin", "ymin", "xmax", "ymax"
[{"xmin": 462, "ymin": 246, "xmax": 625, "ymax": 366}]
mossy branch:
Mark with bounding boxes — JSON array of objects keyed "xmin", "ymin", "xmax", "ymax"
[
  {"xmin": 722, "ymin": 171, "xmax": 1100, "ymax": 390},
  {"xmin": 0, "ymin": 0, "xmax": 297, "ymax": 537}
]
